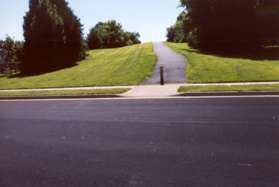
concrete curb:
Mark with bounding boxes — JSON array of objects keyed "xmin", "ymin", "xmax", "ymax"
[
  {"xmin": 2, "ymin": 91, "xmax": 279, "ymax": 100},
  {"xmin": 0, "ymin": 94, "xmax": 122, "ymax": 100},
  {"xmin": 178, "ymin": 91, "xmax": 279, "ymax": 97}
]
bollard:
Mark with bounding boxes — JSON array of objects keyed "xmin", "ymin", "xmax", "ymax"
[{"xmin": 160, "ymin": 66, "xmax": 164, "ymax": 85}]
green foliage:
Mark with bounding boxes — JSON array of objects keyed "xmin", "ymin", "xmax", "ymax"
[
  {"xmin": 257, "ymin": 0, "xmax": 279, "ymax": 45},
  {"xmin": 0, "ymin": 36, "xmax": 23, "ymax": 64},
  {"xmin": 87, "ymin": 20, "xmax": 141, "ymax": 49},
  {"xmin": 0, "ymin": 37, "xmax": 23, "ymax": 74},
  {"xmin": 0, "ymin": 43, "xmax": 156, "ymax": 89},
  {"xmin": 166, "ymin": 11, "xmax": 189, "ymax": 43},
  {"xmin": 179, "ymin": 0, "xmax": 279, "ymax": 51},
  {"xmin": 22, "ymin": 0, "xmax": 85, "ymax": 73},
  {"xmin": 180, "ymin": 0, "xmax": 259, "ymax": 50}
]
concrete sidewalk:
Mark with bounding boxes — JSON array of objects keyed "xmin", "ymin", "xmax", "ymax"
[
  {"xmin": 121, "ymin": 84, "xmax": 182, "ymax": 97},
  {"xmin": 123, "ymin": 81, "xmax": 279, "ymax": 97},
  {"xmin": 1, "ymin": 81, "xmax": 279, "ymax": 98}
]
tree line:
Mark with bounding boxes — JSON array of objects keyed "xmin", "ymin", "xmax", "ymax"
[
  {"xmin": 167, "ymin": 0, "xmax": 279, "ymax": 52},
  {"xmin": 0, "ymin": 0, "xmax": 141, "ymax": 74},
  {"xmin": 3, "ymin": 0, "xmax": 279, "ymax": 74}
]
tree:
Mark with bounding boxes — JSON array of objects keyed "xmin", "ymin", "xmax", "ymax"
[
  {"xmin": 257, "ymin": 0, "xmax": 279, "ymax": 45},
  {"xmin": 0, "ymin": 37, "xmax": 23, "ymax": 74},
  {"xmin": 87, "ymin": 20, "xmax": 141, "ymax": 49},
  {"xmin": 0, "ymin": 37, "xmax": 23, "ymax": 64},
  {"xmin": 180, "ymin": 0, "xmax": 260, "ymax": 51},
  {"xmin": 87, "ymin": 22, "xmax": 105, "ymax": 49},
  {"xmin": 22, "ymin": 0, "xmax": 85, "ymax": 73},
  {"xmin": 125, "ymin": 32, "xmax": 141, "ymax": 45},
  {"xmin": 167, "ymin": 11, "xmax": 189, "ymax": 43}
]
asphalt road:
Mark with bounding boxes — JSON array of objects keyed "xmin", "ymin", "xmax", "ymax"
[
  {"xmin": 145, "ymin": 42, "xmax": 186, "ymax": 84},
  {"xmin": 0, "ymin": 97, "xmax": 279, "ymax": 187}
]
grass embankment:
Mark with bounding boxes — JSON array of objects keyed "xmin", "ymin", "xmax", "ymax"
[
  {"xmin": 179, "ymin": 84, "xmax": 279, "ymax": 93},
  {"xmin": 0, "ymin": 88, "xmax": 129, "ymax": 98},
  {"xmin": 166, "ymin": 42, "xmax": 279, "ymax": 83},
  {"xmin": 0, "ymin": 43, "xmax": 156, "ymax": 89}
]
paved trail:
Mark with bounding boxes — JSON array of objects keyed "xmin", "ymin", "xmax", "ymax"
[{"xmin": 145, "ymin": 42, "xmax": 186, "ymax": 84}]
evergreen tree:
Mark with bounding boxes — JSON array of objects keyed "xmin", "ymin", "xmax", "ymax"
[{"xmin": 22, "ymin": 0, "xmax": 85, "ymax": 73}]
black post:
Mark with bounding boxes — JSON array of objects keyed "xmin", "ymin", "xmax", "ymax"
[{"xmin": 160, "ymin": 66, "xmax": 164, "ymax": 85}]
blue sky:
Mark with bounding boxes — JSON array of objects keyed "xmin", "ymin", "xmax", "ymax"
[{"xmin": 0, "ymin": 0, "xmax": 183, "ymax": 42}]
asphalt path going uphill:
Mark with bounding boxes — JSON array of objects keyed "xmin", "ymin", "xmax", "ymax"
[{"xmin": 145, "ymin": 42, "xmax": 186, "ymax": 84}]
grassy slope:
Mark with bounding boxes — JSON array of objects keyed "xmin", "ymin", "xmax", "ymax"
[
  {"xmin": 0, "ymin": 43, "xmax": 156, "ymax": 89},
  {"xmin": 0, "ymin": 88, "xmax": 129, "ymax": 97},
  {"xmin": 179, "ymin": 84, "xmax": 279, "ymax": 93},
  {"xmin": 166, "ymin": 42, "xmax": 279, "ymax": 83}
]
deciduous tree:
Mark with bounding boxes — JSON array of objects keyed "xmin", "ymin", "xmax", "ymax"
[{"xmin": 87, "ymin": 20, "xmax": 141, "ymax": 49}]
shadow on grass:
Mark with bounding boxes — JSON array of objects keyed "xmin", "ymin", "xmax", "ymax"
[
  {"xmin": 9, "ymin": 62, "xmax": 78, "ymax": 78},
  {"xmin": 186, "ymin": 46, "xmax": 279, "ymax": 60}
]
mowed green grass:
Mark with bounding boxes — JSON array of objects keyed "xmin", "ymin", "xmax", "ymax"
[
  {"xmin": 0, "ymin": 43, "xmax": 156, "ymax": 89},
  {"xmin": 179, "ymin": 84, "xmax": 279, "ymax": 93},
  {"xmin": 166, "ymin": 42, "xmax": 279, "ymax": 83},
  {"xmin": 0, "ymin": 88, "xmax": 129, "ymax": 97}
]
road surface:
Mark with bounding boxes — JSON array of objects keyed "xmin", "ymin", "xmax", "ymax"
[
  {"xmin": 145, "ymin": 42, "xmax": 186, "ymax": 84},
  {"xmin": 0, "ymin": 98, "xmax": 279, "ymax": 187}
]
